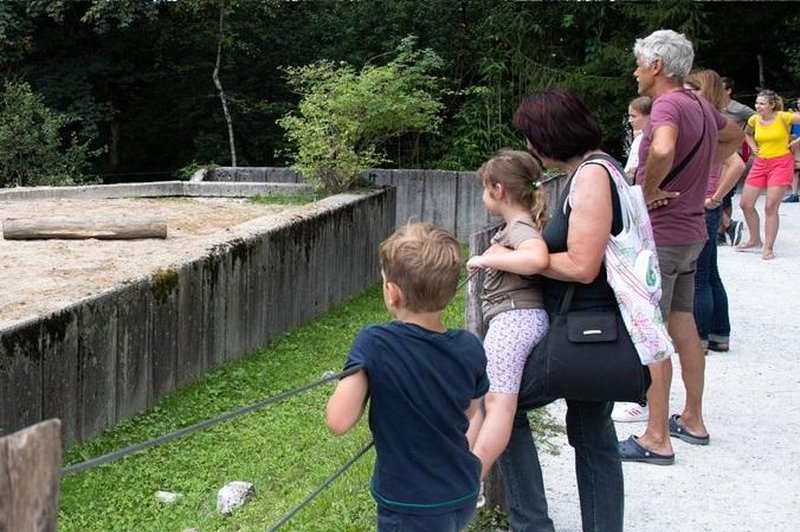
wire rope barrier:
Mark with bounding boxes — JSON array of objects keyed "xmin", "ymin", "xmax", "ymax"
[
  {"xmin": 60, "ymin": 270, "xmax": 480, "ymax": 529},
  {"xmin": 266, "ymin": 440, "xmax": 375, "ymax": 532},
  {"xmin": 61, "ymin": 365, "xmax": 362, "ymax": 476}
]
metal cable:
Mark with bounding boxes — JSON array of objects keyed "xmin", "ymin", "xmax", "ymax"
[
  {"xmin": 61, "ymin": 365, "xmax": 362, "ymax": 476},
  {"xmin": 265, "ymin": 440, "xmax": 375, "ymax": 532}
]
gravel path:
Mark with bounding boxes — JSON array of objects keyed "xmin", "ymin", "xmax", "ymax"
[{"xmin": 538, "ymin": 194, "xmax": 800, "ymax": 532}]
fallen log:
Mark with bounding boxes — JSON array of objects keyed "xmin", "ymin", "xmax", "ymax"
[{"xmin": 2, "ymin": 216, "xmax": 168, "ymax": 240}]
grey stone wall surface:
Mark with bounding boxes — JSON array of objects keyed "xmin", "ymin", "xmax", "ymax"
[{"xmin": 0, "ymin": 187, "xmax": 395, "ymax": 443}]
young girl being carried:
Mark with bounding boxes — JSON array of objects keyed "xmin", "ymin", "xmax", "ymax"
[{"xmin": 466, "ymin": 149, "xmax": 550, "ymax": 504}]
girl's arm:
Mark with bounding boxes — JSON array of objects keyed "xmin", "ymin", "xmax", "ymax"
[
  {"xmin": 467, "ymin": 237, "xmax": 549, "ymax": 276},
  {"xmin": 326, "ymin": 370, "xmax": 368, "ymax": 435},
  {"xmin": 744, "ymin": 125, "xmax": 759, "ymax": 156},
  {"xmin": 542, "ymin": 164, "xmax": 612, "ymax": 284},
  {"xmin": 706, "ymin": 152, "xmax": 745, "ymax": 209}
]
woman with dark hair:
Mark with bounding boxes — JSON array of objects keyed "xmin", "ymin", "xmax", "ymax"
[{"xmin": 497, "ymin": 89, "xmax": 624, "ymax": 532}]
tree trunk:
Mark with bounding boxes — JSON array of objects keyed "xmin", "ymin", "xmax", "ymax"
[
  {"xmin": 213, "ymin": 0, "xmax": 237, "ymax": 167},
  {"xmin": 3, "ymin": 217, "xmax": 167, "ymax": 240}
]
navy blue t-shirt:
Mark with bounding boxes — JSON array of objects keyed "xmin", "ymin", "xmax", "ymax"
[{"xmin": 344, "ymin": 321, "xmax": 488, "ymax": 514}]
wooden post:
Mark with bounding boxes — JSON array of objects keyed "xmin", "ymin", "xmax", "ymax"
[
  {"xmin": 0, "ymin": 419, "xmax": 62, "ymax": 532},
  {"xmin": 3, "ymin": 217, "xmax": 167, "ymax": 240},
  {"xmin": 465, "ymin": 222, "xmax": 507, "ymax": 512}
]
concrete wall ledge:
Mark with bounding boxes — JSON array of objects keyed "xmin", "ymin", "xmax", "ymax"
[
  {"xmin": 0, "ymin": 181, "xmax": 314, "ymax": 201},
  {"xmin": 0, "ymin": 186, "xmax": 395, "ymax": 444}
]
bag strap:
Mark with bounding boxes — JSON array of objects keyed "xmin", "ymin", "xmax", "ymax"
[
  {"xmin": 660, "ymin": 91, "xmax": 706, "ymax": 189},
  {"xmin": 557, "ymin": 283, "xmax": 576, "ymax": 315},
  {"xmin": 575, "ymin": 154, "xmax": 636, "ymax": 235}
]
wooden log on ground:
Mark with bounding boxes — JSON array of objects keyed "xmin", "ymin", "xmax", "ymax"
[
  {"xmin": 2, "ymin": 217, "xmax": 167, "ymax": 240},
  {"xmin": 0, "ymin": 419, "xmax": 62, "ymax": 532}
]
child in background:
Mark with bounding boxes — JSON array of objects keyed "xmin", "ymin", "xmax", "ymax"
[
  {"xmin": 326, "ymin": 222, "xmax": 488, "ymax": 532},
  {"xmin": 466, "ymin": 150, "xmax": 550, "ymax": 501},
  {"xmin": 624, "ymin": 96, "xmax": 652, "ymax": 184}
]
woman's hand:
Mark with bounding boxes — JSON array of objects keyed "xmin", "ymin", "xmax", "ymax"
[{"xmin": 704, "ymin": 197, "xmax": 722, "ymax": 210}]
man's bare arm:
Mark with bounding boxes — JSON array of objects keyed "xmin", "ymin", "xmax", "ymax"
[{"xmin": 642, "ymin": 125, "xmax": 680, "ymax": 206}]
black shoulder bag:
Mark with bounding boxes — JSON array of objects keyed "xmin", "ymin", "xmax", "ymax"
[{"xmin": 543, "ymin": 284, "xmax": 651, "ymax": 403}]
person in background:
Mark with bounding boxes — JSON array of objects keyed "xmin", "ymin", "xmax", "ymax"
[
  {"xmin": 466, "ymin": 150, "xmax": 550, "ymax": 507},
  {"xmin": 620, "ymin": 30, "xmax": 742, "ymax": 466},
  {"xmin": 737, "ymin": 90, "xmax": 800, "ymax": 260},
  {"xmin": 623, "ymin": 96, "xmax": 652, "ymax": 184},
  {"xmin": 684, "ymin": 69, "xmax": 745, "ymax": 354},
  {"xmin": 783, "ymin": 98, "xmax": 800, "ymax": 203},
  {"xmin": 326, "ymin": 222, "xmax": 488, "ymax": 532},
  {"xmin": 613, "ymin": 94, "xmax": 654, "ymax": 423},
  {"xmin": 719, "ymin": 77, "xmax": 755, "ymax": 245}
]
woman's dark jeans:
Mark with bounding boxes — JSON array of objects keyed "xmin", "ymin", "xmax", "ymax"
[
  {"xmin": 496, "ymin": 350, "xmax": 624, "ymax": 532},
  {"xmin": 693, "ymin": 206, "xmax": 731, "ymax": 345}
]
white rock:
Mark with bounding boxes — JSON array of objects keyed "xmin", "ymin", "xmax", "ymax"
[
  {"xmin": 216, "ymin": 481, "xmax": 255, "ymax": 515},
  {"xmin": 155, "ymin": 490, "xmax": 182, "ymax": 504}
]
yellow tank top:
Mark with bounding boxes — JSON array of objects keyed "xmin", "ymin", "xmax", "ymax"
[{"xmin": 748, "ymin": 111, "xmax": 793, "ymax": 159}]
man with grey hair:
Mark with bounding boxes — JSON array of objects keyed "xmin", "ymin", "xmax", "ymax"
[{"xmin": 618, "ymin": 29, "xmax": 743, "ymax": 465}]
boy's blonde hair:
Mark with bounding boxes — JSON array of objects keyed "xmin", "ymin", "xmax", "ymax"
[
  {"xmin": 478, "ymin": 149, "xmax": 547, "ymax": 231},
  {"xmin": 379, "ymin": 222, "xmax": 462, "ymax": 312}
]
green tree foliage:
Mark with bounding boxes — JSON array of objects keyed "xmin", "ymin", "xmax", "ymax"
[
  {"xmin": 278, "ymin": 37, "xmax": 444, "ymax": 192},
  {"xmin": 2, "ymin": 1, "xmax": 800, "ymax": 181},
  {"xmin": 0, "ymin": 80, "xmax": 98, "ymax": 187}
]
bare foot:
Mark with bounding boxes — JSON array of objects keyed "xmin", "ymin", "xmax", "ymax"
[
  {"xmin": 736, "ymin": 240, "xmax": 762, "ymax": 251},
  {"xmin": 634, "ymin": 433, "xmax": 674, "ymax": 457},
  {"xmin": 762, "ymin": 249, "xmax": 775, "ymax": 260}
]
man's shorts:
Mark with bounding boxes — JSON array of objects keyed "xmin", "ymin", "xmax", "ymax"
[
  {"xmin": 656, "ymin": 241, "xmax": 705, "ymax": 318},
  {"xmin": 745, "ymin": 153, "xmax": 794, "ymax": 188}
]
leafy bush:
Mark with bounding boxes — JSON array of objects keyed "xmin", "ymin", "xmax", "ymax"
[
  {"xmin": 278, "ymin": 36, "xmax": 444, "ymax": 193},
  {"xmin": 0, "ymin": 80, "xmax": 99, "ymax": 187}
]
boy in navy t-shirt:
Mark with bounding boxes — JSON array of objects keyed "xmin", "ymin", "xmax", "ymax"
[{"xmin": 326, "ymin": 222, "xmax": 488, "ymax": 532}]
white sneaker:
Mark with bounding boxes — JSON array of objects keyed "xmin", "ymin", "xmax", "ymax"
[
  {"xmin": 611, "ymin": 402, "xmax": 649, "ymax": 423},
  {"xmin": 476, "ymin": 481, "xmax": 485, "ymax": 509}
]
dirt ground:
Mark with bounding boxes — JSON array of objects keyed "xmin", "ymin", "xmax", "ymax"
[{"xmin": 0, "ymin": 197, "xmax": 308, "ymax": 329}]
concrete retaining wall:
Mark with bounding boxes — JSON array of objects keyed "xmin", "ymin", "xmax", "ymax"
[
  {"xmin": 0, "ymin": 186, "xmax": 395, "ymax": 443},
  {"xmin": 208, "ymin": 167, "xmax": 567, "ymax": 241}
]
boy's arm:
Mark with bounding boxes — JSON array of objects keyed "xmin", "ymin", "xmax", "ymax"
[
  {"xmin": 465, "ymin": 397, "xmax": 482, "ymax": 421},
  {"xmin": 326, "ymin": 370, "xmax": 369, "ymax": 435}
]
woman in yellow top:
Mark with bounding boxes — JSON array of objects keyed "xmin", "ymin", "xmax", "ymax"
[{"xmin": 738, "ymin": 90, "xmax": 800, "ymax": 259}]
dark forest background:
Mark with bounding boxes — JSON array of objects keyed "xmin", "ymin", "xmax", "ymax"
[{"xmin": 2, "ymin": 0, "xmax": 798, "ymax": 184}]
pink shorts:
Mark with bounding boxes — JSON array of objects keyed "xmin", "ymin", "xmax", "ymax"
[{"xmin": 745, "ymin": 153, "xmax": 794, "ymax": 188}]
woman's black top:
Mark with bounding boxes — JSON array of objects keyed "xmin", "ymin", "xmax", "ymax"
[{"xmin": 541, "ymin": 154, "xmax": 624, "ymax": 313}]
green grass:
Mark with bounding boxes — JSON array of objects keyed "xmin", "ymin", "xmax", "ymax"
[
  {"xmin": 59, "ymin": 279, "xmax": 559, "ymax": 531},
  {"xmin": 247, "ymin": 193, "xmax": 318, "ymax": 205}
]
